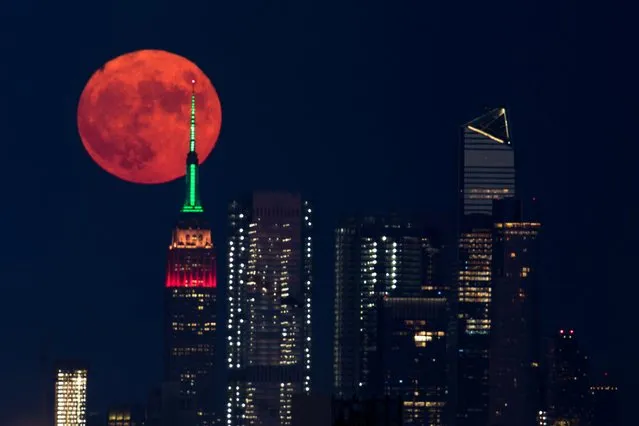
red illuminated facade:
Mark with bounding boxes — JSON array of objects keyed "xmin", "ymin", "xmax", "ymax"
[{"xmin": 166, "ymin": 226, "xmax": 217, "ymax": 289}]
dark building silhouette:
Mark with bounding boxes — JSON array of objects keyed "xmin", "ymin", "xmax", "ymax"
[
  {"xmin": 291, "ymin": 395, "xmax": 333, "ymax": 426},
  {"xmin": 145, "ymin": 382, "xmax": 198, "ymax": 426},
  {"xmin": 489, "ymin": 199, "xmax": 541, "ymax": 426},
  {"xmin": 332, "ymin": 398, "xmax": 403, "ymax": 426},
  {"xmin": 164, "ymin": 83, "xmax": 217, "ymax": 426},
  {"xmin": 590, "ymin": 373, "xmax": 620, "ymax": 426},
  {"xmin": 455, "ymin": 108, "xmax": 515, "ymax": 426},
  {"xmin": 383, "ymin": 297, "xmax": 448, "ymax": 425},
  {"xmin": 87, "ymin": 411, "xmax": 104, "ymax": 426},
  {"xmin": 333, "ymin": 216, "xmax": 447, "ymax": 425},
  {"xmin": 227, "ymin": 192, "xmax": 313, "ymax": 426},
  {"xmin": 546, "ymin": 330, "xmax": 591, "ymax": 426},
  {"xmin": 291, "ymin": 395, "xmax": 402, "ymax": 426}
]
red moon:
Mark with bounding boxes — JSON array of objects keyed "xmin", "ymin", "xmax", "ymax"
[{"xmin": 77, "ymin": 50, "xmax": 222, "ymax": 184}]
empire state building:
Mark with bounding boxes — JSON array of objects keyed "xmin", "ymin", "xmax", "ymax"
[{"xmin": 164, "ymin": 81, "xmax": 218, "ymax": 426}]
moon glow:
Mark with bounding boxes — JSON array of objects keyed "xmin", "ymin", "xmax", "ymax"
[{"xmin": 77, "ymin": 49, "xmax": 222, "ymax": 184}]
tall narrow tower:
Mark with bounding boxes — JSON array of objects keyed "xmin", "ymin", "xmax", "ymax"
[
  {"xmin": 456, "ymin": 108, "xmax": 515, "ymax": 426},
  {"xmin": 165, "ymin": 81, "xmax": 218, "ymax": 426},
  {"xmin": 227, "ymin": 192, "xmax": 313, "ymax": 426},
  {"xmin": 489, "ymin": 199, "xmax": 541, "ymax": 426}
]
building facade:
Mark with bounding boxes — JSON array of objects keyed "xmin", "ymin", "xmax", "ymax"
[
  {"xmin": 489, "ymin": 199, "xmax": 541, "ymax": 426},
  {"xmin": 227, "ymin": 192, "xmax": 313, "ymax": 426},
  {"xmin": 456, "ymin": 108, "xmax": 515, "ymax": 426},
  {"xmin": 382, "ymin": 296, "xmax": 448, "ymax": 425},
  {"xmin": 55, "ymin": 361, "xmax": 88, "ymax": 426},
  {"xmin": 333, "ymin": 216, "xmax": 447, "ymax": 425},
  {"xmin": 106, "ymin": 406, "xmax": 144, "ymax": 426},
  {"xmin": 460, "ymin": 108, "xmax": 515, "ymax": 216},
  {"xmin": 164, "ymin": 82, "xmax": 217, "ymax": 426},
  {"xmin": 546, "ymin": 330, "xmax": 591, "ymax": 426}
]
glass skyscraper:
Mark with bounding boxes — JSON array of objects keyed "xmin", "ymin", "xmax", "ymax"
[
  {"xmin": 227, "ymin": 192, "xmax": 313, "ymax": 426},
  {"xmin": 333, "ymin": 216, "xmax": 447, "ymax": 425},
  {"xmin": 460, "ymin": 107, "xmax": 515, "ymax": 216},
  {"xmin": 456, "ymin": 108, "xmax": 515, "ymax": 426}
]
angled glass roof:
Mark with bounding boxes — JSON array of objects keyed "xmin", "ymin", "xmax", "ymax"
[{"xmin": 466, "ymin": 107, "xmax": 510, "ymax": 144}]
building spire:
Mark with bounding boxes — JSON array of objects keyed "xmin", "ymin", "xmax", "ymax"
[
  {"xmin": 190, "ymin": 79, "xmax": 196, "ymax": 153},
  {"xmin": 181, "ymin": 79, "xmax": 203, "ymax": 213}
]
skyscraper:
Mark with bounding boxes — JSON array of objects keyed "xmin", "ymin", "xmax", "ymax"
[
  {"xmin": 55, "ymin": 361, "xmax": 88, "ymax": 426},
  {"xmin": 489, "ymin": 199, "xmax": 541, "ymax": 426},
  {"xmin": 383, "ymin": 297, "xmax": 448, "ymax": 426},
  {"xmin": 164, "ymin": 81, "xmax": 217, "ymax": 426},
  {"xmin": 546, "ymin": 330, "xmax": 591, "ymax": 426},
  {"xmin": 333, "ymin": 216, "xmax": 447, "ymax": 425},
  {"xmin": 460, "ymin": 108, "xmax": 515, "ymax": 216},
  {"xmin": 227, "ymin": 192, "xmax": 313, "ymax": 426},
  {"xmin": 456, "ymin": 108, "xmax": 515, "ymax": 426}
]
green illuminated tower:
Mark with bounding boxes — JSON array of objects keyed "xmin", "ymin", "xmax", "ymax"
[{"xmin": 181, "ymin": 80, "xmax": 203, "ymax": 213}]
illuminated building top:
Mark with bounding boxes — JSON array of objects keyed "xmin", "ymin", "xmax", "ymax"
[
  {"xmin": 166, "ymin": 79, "xmax": 216, "ymax": 289},
  {"xmin": 181, "ymin": 80, "xmax": 203, "ymax": 214},
  {"xmin": 55, "ymin": 363, "xmax": 88, "ymax": 426},
  {"xmin": 461, "ymin": 107, "xmax": 515, "ymax": 216},
  {"xmin": 466, "ymin": 107, "xmax": 510, "ymax": 144}
]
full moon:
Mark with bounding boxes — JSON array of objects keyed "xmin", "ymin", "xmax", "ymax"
[{"xmin": 77, "ymin": 49, "xmax": 222, "ymax": 184}]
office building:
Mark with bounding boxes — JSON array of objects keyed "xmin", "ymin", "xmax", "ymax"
[
  {"xmin": 460, "ymin": 107, "xmax": 515, "ymax": 216},
  {"xmin": 227, "ymin": 192, "xmax": 313, "ymax": 426},
  {"xmin": 55, "ymin": 361, "xmax": 88, "ymax": 426},
  {"xmin": 383, "ymin": 296, "xmax": 448, "ymax": 425},
  {"xmin": 489, "ymin": 199, "xmax": 541, "ymax": 426},
  {"xmin": 164, "ymin": 82, "xmax": 217, "ymax": 426},
  {"xmin": 456, "ymin": 108, "xmax": 515, "ymax": 426},
  {"xmin": 333, "ymin": 216, "xmax": 446, "ymax": 425}
]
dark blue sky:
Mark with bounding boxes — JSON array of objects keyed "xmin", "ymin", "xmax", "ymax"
[{"xmin": 0, "ymin": 1, "xmax": 632, "ymax": 425}]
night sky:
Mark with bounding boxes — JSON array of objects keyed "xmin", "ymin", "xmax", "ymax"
[{"xmin": 0, "ymin": 1, "xmax": 632, "ymax": 425}]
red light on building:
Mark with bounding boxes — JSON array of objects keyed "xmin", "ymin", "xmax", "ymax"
[
  {"xmin": 165, "ymin": 269, "xmax": 217, "ymax": 288},
  {"xmin": 165, "ymin": 244, "xmax": 217, "ymax": 288}
]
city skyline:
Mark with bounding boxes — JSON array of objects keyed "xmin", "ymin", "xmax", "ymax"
[
  {"xmin": 37, "ymin": 107, "xmax": 616, "ymax": 426},
  {"xmin": 0, "ymin": 1, "xmax": 625, "ymax": 426}
]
